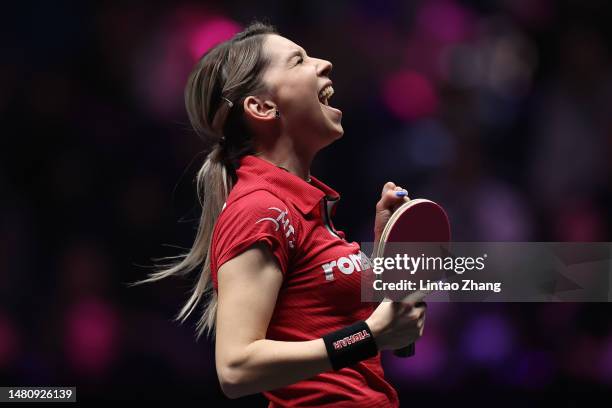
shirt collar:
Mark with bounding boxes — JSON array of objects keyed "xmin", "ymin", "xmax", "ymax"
[{"xmin": 236, "ymin": 155, "xmax": 340, "ymax": 214}]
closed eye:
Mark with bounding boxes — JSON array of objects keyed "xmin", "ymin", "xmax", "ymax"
[{"xmin": 287, "ymin": 49, "xmax": 307, "ymax": 66}]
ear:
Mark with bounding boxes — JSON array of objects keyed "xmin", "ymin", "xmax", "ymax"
[{"xmin": 243, "ymin": 95, "xmax": 277, "ymax": 122}]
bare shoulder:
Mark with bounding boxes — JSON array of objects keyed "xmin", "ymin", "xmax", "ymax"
[{"xmin": 217, "ymin": 242, "xmax": 283, "ymax": 295}]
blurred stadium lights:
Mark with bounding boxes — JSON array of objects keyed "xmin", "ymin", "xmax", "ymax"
[
  {"xmin": 188, "ymin": 17, "xmax": 242, "ymax": 61},
  {"xmin": 381, "ymin": 70, "xmax": 438, "ymax": 121}
]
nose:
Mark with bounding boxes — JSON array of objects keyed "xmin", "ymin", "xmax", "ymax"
[{"xmin": 317, "ymin": 58, "xmax": 333, "ymax": 78}]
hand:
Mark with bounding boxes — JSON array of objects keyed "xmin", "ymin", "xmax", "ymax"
[
  {"xmin": 365, "ymin": 300, "xmax": 426, "ymax": 351},
  {"xmin": 373, "ymin": 181, "xmax": 409, "ymax": 245}
]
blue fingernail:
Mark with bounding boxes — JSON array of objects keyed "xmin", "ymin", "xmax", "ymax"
[{"xmin": 395, "ymin": 191, "xmax": 407, "ymax": 197}]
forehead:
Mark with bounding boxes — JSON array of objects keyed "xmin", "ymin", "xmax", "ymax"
[{"xmin": 263, "ymin": 34, "xmax": 304, "ymax": 63}]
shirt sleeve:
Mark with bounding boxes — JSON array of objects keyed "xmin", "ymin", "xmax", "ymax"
[{"xmin": 211, "ymin": 190, "xmax": 297, "ymax": 284}]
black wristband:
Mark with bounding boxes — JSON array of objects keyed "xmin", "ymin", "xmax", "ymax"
[{"xmin": 322, "ymin": 320, "xmax": 378, "ymax": 371}]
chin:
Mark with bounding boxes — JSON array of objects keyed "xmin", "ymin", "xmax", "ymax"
[
  {"xmin": 323, "ymin": 113, "xmax": 343, "ymax": 136},
  {"xmin": 333, "ymin": 127, "xmax": 344, "ymax": 140},
  {"xmin": 320, "ymin": 126, "xmax": 344, "ymax": 148}
]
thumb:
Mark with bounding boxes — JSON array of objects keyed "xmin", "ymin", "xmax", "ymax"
[
  {"xmin": 377, "ymin": 185, "xmax": 409, "ymax": 212},
  {"xmin": 381, "ymin": 181, "xmax": 397, "ymax": 197}
]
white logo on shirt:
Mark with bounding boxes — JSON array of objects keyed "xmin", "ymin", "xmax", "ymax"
[
  {"xmin": 255, "ymin": 207, "xmax": 295, "ymax": 249},
  {"xmin": 321, "ymin": 251, "xmax": 373, "ymax": 281}
]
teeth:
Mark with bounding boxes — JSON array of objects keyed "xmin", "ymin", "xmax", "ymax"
[{"xmin": 318, "ymin": 85, "xmax": 334, "ymax": 105}]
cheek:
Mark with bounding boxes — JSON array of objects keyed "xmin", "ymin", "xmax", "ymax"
[
  {"xmin": 278, "ymin": 81, "xmax": 314, "ymax": 104},
  {"xmin": 276, "ymin": 74, "xmax": 317, "ymax": 106}
]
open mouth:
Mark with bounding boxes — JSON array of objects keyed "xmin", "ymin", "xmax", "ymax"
[
  {"xmin": 318, "ymin": 85, "xmax": 342, "ymax": 117},
  {"xmin": 318, "ymin": 85, "xmax": 334, "ymax": 106}
]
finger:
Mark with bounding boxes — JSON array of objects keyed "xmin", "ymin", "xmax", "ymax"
[
  {"xmin": 419, "ymin": 316, "xmax": 426, "ymax": 335},
  {"xmin": 381, "ymin": 181, "xmax": 397, "ymax": 197},
  {"xmin": 406, "ymin": 303, "xmax": 426, "ymax": 320},
  {"xmin": 378, "ymin": 187, "xmax": 409, "ymax": 212},
  {"xmin": 414, "ymin": 303, "xmax": 427, "ymax": 314},
  {"xmin": 401, "ymin": 290, "xmax": 428, "ymax": 305},
  {"xmin": 392, "ymin": 300, "xmax": 412, "ymax": 314},
  {"xmin": 393, "ymin": 186, "xmax": 410, "ymax": 203}
]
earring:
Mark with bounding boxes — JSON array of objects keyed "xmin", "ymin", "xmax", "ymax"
[{"xmin": 275, "ymin": 109, "xmax": 280, "ymax": 119}]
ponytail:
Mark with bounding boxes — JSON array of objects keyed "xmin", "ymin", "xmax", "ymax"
[
  {"xmin": 129, "ymin": 21, "xmax": 277, "ymax": 340},
  {"xmin": 131, "ymin": 145, "xmax": 232, "ymax": 338}
]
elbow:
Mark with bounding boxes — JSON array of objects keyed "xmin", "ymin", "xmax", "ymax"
[{"xmin": 217, "ymin": 364, "xmax": 251, "ymax": 399}]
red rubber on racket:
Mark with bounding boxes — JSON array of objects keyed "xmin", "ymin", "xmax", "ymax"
[{"xmin": 374, "ymin": 199, "xmax": 451, "ymax": 357}]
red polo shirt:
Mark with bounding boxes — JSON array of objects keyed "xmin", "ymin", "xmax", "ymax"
[{"xmin": 210, "ymin": 155, "xmax": 399, "ymax": 408}]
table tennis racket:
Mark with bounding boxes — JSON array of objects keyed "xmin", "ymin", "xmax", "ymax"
[{"xmin": 373, "ymin": 198, "xmax": 451, "ymax": 357}]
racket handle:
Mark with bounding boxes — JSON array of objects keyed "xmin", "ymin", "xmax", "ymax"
[
  {"xmin": 393, "ymin": 301, "xmax": 425, "ymax": 357},
  {"xmin": 394, "ymin": 343, "xmax": 415, "ymax": 358}
]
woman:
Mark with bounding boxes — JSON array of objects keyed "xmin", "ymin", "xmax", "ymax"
[{"xmin": 138, "ymin": 22, "xmax": 426, "ymax": 407}]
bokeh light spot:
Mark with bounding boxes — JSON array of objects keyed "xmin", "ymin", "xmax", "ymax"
[
  {"xmin": 189, "ymin": 18, "xmax": 242, "ymax": 60},
  {"xmin": 382, "ymin": 71, "xmax": 438, "ymax": 121},
  {"xmin": 461, "ymin": 314, "xmax": 514, "ymax": 364},
  {"xmin": 65, "ymin": 298, "xmax": 120, "ymax": 377},
  {"xmin": 0, "ymin": 312, "xmax": 19, "ymax": 368},
  {"xmin": 416, "ymin": 0, "xmax": 473, "ymax": 43}
]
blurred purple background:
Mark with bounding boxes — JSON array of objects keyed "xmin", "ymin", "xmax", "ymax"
[{"xmin": 1, "ymin": 0, "xmax": 612, "ymax": 404}]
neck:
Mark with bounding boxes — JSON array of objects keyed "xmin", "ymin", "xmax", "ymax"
[
  {"xmin": 257, "ymin": 151, "xmax": 312, "ymax": 182},
  {"xmin": 255, "ymin": 135, "xmax": 315, "ymax": 182}
]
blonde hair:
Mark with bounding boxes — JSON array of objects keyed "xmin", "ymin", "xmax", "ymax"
[{"xmin": 130, "ymin": 21, "xmax": 277, "ymax": 340}]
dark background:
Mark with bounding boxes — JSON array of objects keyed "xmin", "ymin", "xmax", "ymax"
[{"xmin": 1, "ymin": 0, "xmax": 612, "ymax": 405}]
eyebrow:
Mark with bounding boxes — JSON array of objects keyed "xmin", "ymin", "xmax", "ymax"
[{"xmin": 286, "ymin": 49, "xmax": 306, "ymax": 63}]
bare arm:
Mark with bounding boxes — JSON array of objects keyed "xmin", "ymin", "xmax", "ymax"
[
  {"xmin": 215, "ymin": 243, "xmax": 331, "ymax": 398},
  {"xmin": 215, "ymin": 242, "xmax": 426, "ymax": 399}
]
